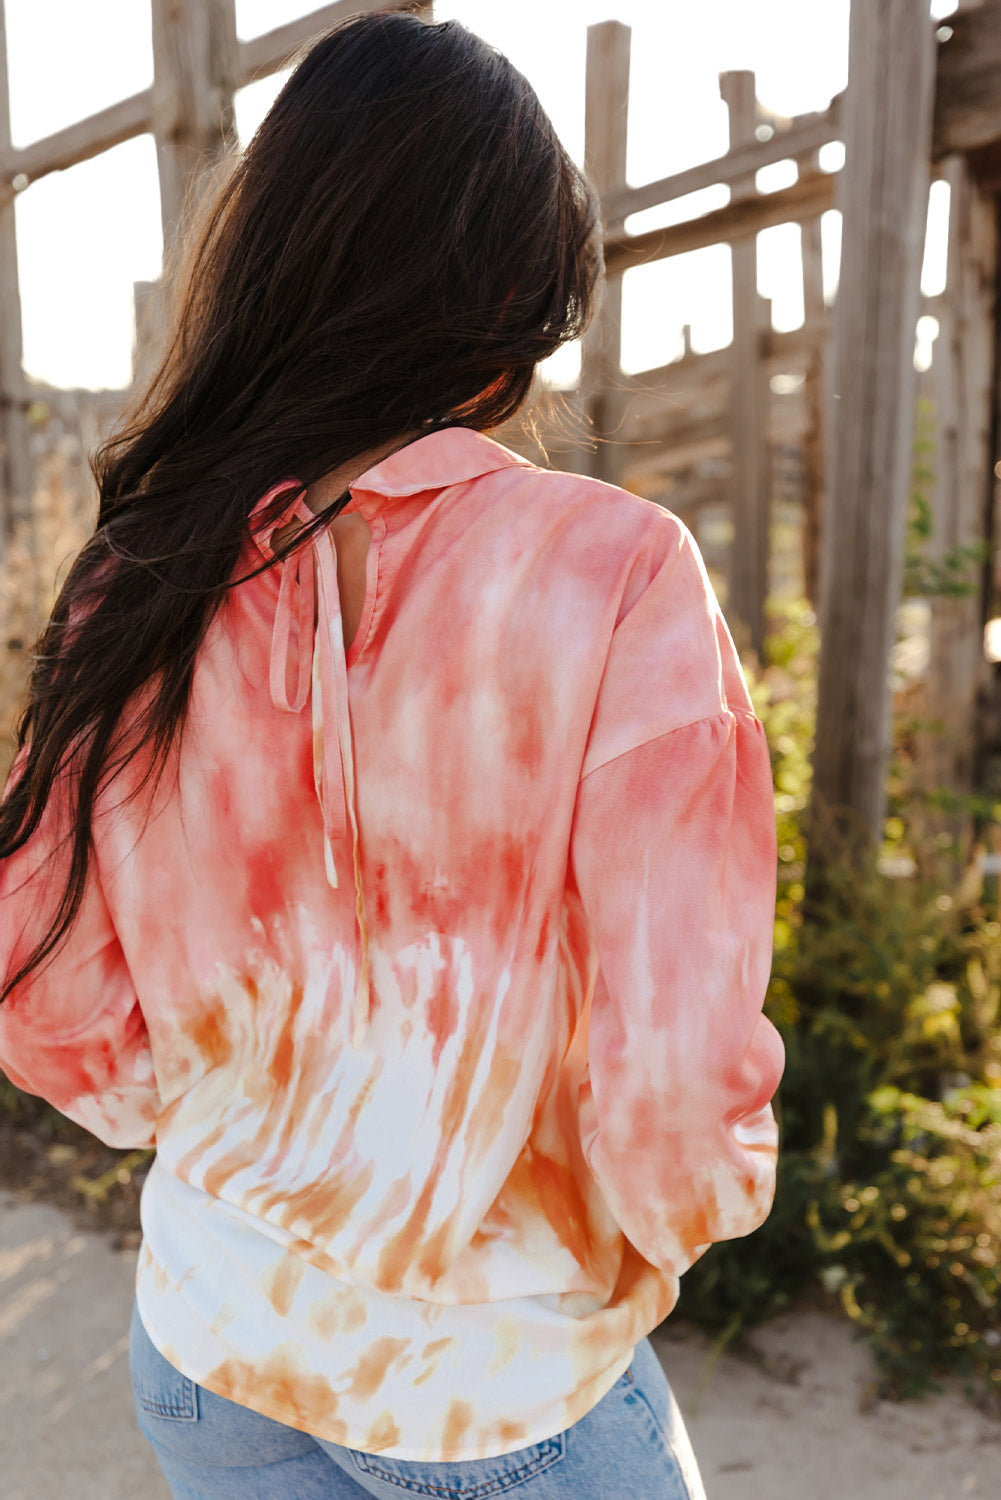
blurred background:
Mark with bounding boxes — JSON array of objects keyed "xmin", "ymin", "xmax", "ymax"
[{"xmin": 0, "ymin": 2, "xmax": 998, "ymax": 1496}]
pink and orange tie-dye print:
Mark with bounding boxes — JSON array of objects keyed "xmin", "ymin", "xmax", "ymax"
[{"xmin": 0, "ymin": 426, "xmax": 783, "ymax": 1461}]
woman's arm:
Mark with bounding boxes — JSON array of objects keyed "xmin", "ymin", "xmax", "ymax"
[
  {"xmin": 0, "ymin": 753, "xmax": 161, "ymax": 1149},
  {"xmin": 568, "ymin": 510, "xmax": 784, "ymax": 1273},
  {"xmin": 570, "ymin": 708, "xmax": 783, "ymax": 1274}
]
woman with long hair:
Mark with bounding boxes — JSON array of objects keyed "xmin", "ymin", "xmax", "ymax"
[{"xmin": 0, "ymin": 11, "xmax": 783, "ymax": 1497}]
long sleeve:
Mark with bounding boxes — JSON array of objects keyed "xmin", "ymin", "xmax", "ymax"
[
  {"xmin": 570, "ymin": 710, "xmax": 783, "ymax": 1273},
  {"xmin": 0, "ymin": 754, "xmax": 160, "ymax": 1149},
  {"xmin": 569, "ymin": 513, "xmax": 784, "ymax": 1275}
]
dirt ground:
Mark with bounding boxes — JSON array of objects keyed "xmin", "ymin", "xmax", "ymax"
[
  {"xmin": 0, "ymin": 1111, "xmax": 150, "ymax": 1241},
  {"xmin": 1, "ymin": 1116, "xmax": 999, "ymax": 1499}
]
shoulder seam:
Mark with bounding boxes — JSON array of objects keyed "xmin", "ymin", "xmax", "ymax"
[{"xmin": 579, "ymin": 706, "xmax": 763, "ymax": 784}]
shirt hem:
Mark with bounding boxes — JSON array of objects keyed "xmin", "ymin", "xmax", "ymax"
[{"xmin": 133, "ymin": 1281, "xmax": 636, "ymax": 1463}]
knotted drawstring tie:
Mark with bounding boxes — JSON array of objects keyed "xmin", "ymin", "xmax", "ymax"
[{"xmin": 255, "ymin": 483, "xmax": 371, "ymax": 1049}]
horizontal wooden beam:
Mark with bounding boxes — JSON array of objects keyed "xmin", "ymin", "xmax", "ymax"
[
  {"xmin": 765, "ymin": 320, "xmax": 830, "ymax": 369},
  {"xmin": 933, "ymin": 2, "xmax": 1001, "ymax": 157},
  {"xmin": 7, "ymin": 4, "xmax": 1001, "ymax": 239},
  {"xmin": 622, "ymin": 415, "xmax": 730, "ymax": 473},
  {"xmin": 239, "ymin": 0, "xmax": 429, "ymax": 85},
  {"xmin": 618, "ymin": 320, "xmax": 828, "ymax": 394},
  {"xmin": 0, "ymin": 89, "xmax": 152, "ymax": 204},
  {"xmin": 0, "ymin": 0, "xmax": 428, "ymax": 203},
  {"xmin": 0, "ymin": 19, "xmax": 842, "ymax": 232},
  {"xmin": 604, "ymin": 170, "xmax": 835, "ymax": 276},
  {"xmin": 652, "ymin": 482, "xmax": 727, "ymax": 515},
  {"xmin": 618, "ymin": 378, "xmax": 804, "ymax": 441},
  {"xmin": 606, "ymin": 100, "xmax": 841, "ymax": 221}
]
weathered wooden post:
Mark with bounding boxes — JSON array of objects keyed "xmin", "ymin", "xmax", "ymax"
[
  {"xmin": 916, "ymin": 154, "xmax": 996, "ymax": 869},
  {"xmin": 808, "ymin": 0, "xmax": 937, "ymax": 859},
  {"xmin": 151, "ymin": 0, "xmax": 240, "ymax": 248},
  {"xmin": 580, "ymin": 20, "xmax": 630, "ymax": 485},
  {"xmin": 720, "ymin": 70, "xmax": 771, "ymax": 657},
  {"xmin": 912, "ymin": 0, "xmax": 999, "ymax": 874},
  {"xmin": 135, "ymin": 0, "xmax": 239, "ymax": 383},
  {"xmin": 798, "ymin": 144, "xmax": 828, "ymax": 611},
  {"xmin": 0, "ymin": 0, "xmax": 32, "ymax": 555}
]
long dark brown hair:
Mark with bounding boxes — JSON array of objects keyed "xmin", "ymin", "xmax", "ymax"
[{"xmin": 0, "ymin": 9, "xmax": 601, "ymax": 1002}]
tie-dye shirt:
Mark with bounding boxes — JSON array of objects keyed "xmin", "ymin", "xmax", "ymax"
[{"xmin": 0, "ymin": 426, "xmax": 783, "ymax": 1461}]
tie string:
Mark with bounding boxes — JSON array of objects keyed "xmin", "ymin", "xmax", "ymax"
[{"xmin": 253, "ymin": 483, "xmax": 372, "ymax": 1048}]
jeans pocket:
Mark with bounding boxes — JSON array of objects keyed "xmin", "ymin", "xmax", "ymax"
[
  {"xmin": 129, "ymin": 1301, "xmax": 199, "ymax": 1423},
  {"xmin": 349, "ymin": 1433, "xmax": 566, "ymax": 1496}
]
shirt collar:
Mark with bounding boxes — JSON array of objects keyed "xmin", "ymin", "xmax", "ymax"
[{"xmin": 348, "ymin": 425, "xmax": 533, "ymax": 503}]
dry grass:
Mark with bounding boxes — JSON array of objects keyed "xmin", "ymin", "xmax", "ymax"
[{"xmin": 0, "ymin": 445, "xmax": 96, "ymax": 784}]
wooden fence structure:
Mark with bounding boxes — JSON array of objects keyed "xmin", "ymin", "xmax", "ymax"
[
  {"xmin": 515, "ymin": 0, "xmax": 1001, "ymax": 862},
  {"xmin": 0, "ymin": 0, "xmax": 430, "ymax": 543},
  {"xmin": 2, "ymin": 0, "xmax": 1001, "ymax": 858}
]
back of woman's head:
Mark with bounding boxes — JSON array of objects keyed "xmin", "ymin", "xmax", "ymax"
[
  {"xmin": 135, "ymin": 9, "xmax": 602, "ymax": 487},
  {"xmin": 183, "ymin": 10, "xmax": 601, "ymax": 451},
  {"xmin": 0, "ymin": 10, "xmax": 602, "ymax": 1001}
]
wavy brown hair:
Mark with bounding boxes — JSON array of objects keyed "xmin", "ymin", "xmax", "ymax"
[{"xmin": 0, "ymin": 9, "xmax": 601, "ymax": 1001}]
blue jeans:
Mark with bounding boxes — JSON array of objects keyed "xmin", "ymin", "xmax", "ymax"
[{"xmin": 129, "ymin": 1298, "xmax": 707, "ymax": 1498}]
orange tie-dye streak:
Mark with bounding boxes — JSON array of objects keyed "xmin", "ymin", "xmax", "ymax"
[{"xmin": 0, "ymin": 426, "xmax": 784, "ymax": 1461}]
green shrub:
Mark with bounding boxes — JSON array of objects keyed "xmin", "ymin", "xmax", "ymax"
[
  {"xmin": 833, "ymin": 1085, "xmax": 1001, "ymax": 1398},
  {"xmin": 676, "ymin": 595, "xmax": 1001, "ymax": 1406}
]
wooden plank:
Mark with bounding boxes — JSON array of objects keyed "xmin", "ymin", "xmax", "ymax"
[
  {"xmin": 0, "ymin": 1, "xmax": 430, "ymax": 206},
  {"xmin": 643, "ymin": 477, "xmax": 726, "ymax": 515},
  {"xmin": 721, "ymin": 69, "xmax": 770, "ymax": 656},
  {"xmin": 621, "ymin": 380, "xmax": 810, "ymax": 447},
  {"xmin": 239, "ymin": 0, "xmax": 432, "ymax": 86},
  {"xmin": 916, "ymin": 152, "xmax": 997, "ymax": 865},
  {"xmin": 132, "ymin": 277, "xmax": 167, "ymax": 392},
  {"xmin": 619, "ymin": 394, "xmax": 807, "ymax": 480},
  {"xmin": 799, "ymin": 352, "xmax": 823, "ymax": 608},
  {"xmin": 579, "ymin": 20, "xmax": 630, "ymax": 484},
  {"xmin": 0, "ymin": 15, "xmax": 832, "ymax": 227},
  {"xmin": 624, "ymin": 409, "xmax": 729, "ymax": 459},
  {"xmin": 623, "ymin": 424, "xmax": 731, "ymax": 478},
  {"xmin": 810, "ymin": 0, "xmax": 937, "ymax": 854},
  {"xmin": 604, "ymin": 170, "xmax": 834, "ymax": 276},
  {"xmin": 664, "ymin": 485, "xmax": 725, "ymax": 517},
  {"xmin": 152, "ymin": 0, "xmax": 239, "ymax": 244},
  {"xmin": 0, "ymin": 0, "xmax": 32, "ymax": 553},
  {"xmin": 932, "ymin": 0, "xmax": 1001, "ymax": 158},
  {"xmin": 798, "ymin": 145, "xmax": 827, "ymax": 609},
  {"xmin": 0, "ymin": 90, "xmax": 152, "ymax": 209},
  {"xmin": 621, "ymin": 371, "xmax": 729, "ymax": 443},
  {"xmin": 798, "ymin": 148, "xmax": 827, "ymax": 327},
  {"xmin": 606, "ymin": 100, "xmax": 841, "ymax": 221},
  {"xmin": 616, "ymin": 319, "xmax": 828, "ymax": 393}
]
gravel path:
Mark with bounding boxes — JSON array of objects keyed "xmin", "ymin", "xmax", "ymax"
[{"xmin": 1, "ymin": 1189, "xmax": 997, "ymax": 1499}]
